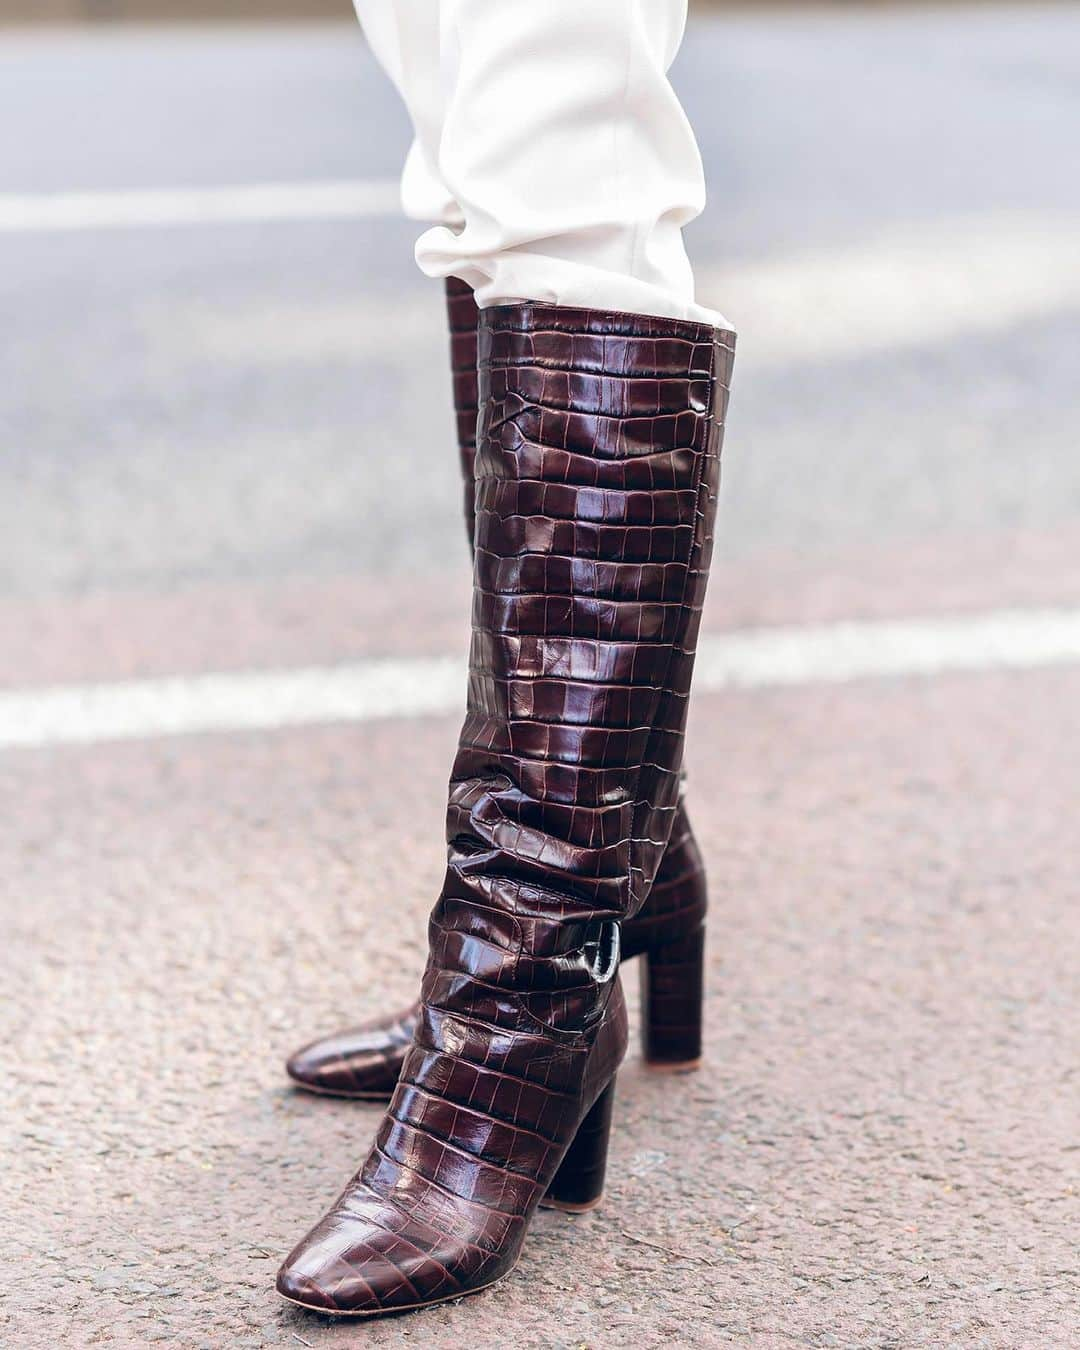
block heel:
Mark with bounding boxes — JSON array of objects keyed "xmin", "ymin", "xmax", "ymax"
[
  {"xmin": 541, "ymin": 1078, "xmax": 617, "ymax": 1213},
  {"xmin": 640, "ymin": 924, "xmax": 705, "ymax": 1071}
]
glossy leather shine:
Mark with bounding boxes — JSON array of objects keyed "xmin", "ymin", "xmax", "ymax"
[{"xmin": 277, "ymin": 302, "xmax": 734, "ymax": 1316}]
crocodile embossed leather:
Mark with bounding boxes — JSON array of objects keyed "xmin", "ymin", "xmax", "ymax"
[
  {"xmin": 446, "ymin": 276, "xmax": 481, "ymax": 544},
  {"xmin": 277, "ymin": 302, "xmax": 735, "ymax": 1316},
  {"xmin": 285, "ymin": 282, "xmax": 714, "ymax": 1103}
]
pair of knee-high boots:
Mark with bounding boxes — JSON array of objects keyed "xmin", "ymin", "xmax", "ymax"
[{"xmin": 277, "ymin": 283, "xmax": 735, "ymax": 1317}]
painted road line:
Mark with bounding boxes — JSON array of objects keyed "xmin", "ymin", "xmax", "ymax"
[
  {"xmin": 80, "ymin": 205, "xmax": 1077, "ymax": 370},
  {"xmin": 701, "ymin": 212, "xmax": 1080, "ymax": 368},
  {"xmin": 0, "ymin": 655, "xmax": 465, "ymax": 751},
  {"xmin": 3, "ymin": 607, "xmax": 1080, "ymax": 751},
  {"xmin": 6, "ymin": 181, "xmax": 1076, "ymax": 363},
  {"xmin": 692, "ymin": 607, "xmax": 1080, "ymax": 687},
  {"xmin": 0, "ymin": 180, "xmax": 401, "ymax": 232},
  {"xmin": 5, "ymin": 188, "xmax": 1076, "ymax": 364}
]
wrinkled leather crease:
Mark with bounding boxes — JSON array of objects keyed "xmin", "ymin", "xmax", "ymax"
[{"xmin": 277, "ymin": 301, "xmax": 734, "ymax": 1315}]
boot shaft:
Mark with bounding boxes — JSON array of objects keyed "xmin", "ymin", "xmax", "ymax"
[{"xmin": 447, "ymin": 303, "xmax": 734, "ymax": 930}]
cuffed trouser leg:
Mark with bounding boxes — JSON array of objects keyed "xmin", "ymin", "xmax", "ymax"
[{"xmin": 352, "ymin": 0, "xmax": 728, "ymax": 329}]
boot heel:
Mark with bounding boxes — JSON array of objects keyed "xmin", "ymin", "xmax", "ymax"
[
  {"xmin": 640, "ymin": 924, "xmax": 705, "ymax": 1071},
  {"xmin": 541, "ymin": 1079, "xmax": 616, "ymax": 1213}
]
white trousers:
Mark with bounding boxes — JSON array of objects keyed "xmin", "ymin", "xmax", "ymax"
[{"xmin": 353, "ymin": 0, "xmax": 726, "ymax": 327}]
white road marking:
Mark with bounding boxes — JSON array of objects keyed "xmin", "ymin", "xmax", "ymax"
[
  {"xmin": 700, "ymin": 213, "xmax": 1080, "ymax": 368},
  {"xmin": 75, "ymin": 202, "xmax": 1075, "ymax": 369},
  {"xmin": 4, "ymin": 183, "xmax": 1075, "ymax": 360},
  {"xmin": 3, "ymin": 606, "xmax": 1079, "ymax": 751},
  {"xmin": 0, "ymin": 179, "xmax": 401, "ymax": 231}
]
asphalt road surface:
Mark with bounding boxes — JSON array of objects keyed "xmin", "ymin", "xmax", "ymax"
[{"xmin": 2, "ymin": 7, "xmax": 1079, "ymax": 1348}]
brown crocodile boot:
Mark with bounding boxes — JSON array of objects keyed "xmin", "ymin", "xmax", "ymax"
[
  {"xmin": 276, "ymin": 301, "xmax": 735, "ymax": 1316},
  {"xmin": 286, "ymin": 280, "xmax": 712, "ymax": 1101}
]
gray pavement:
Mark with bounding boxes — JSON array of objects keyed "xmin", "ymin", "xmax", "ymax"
[{"xmin": 2, "ymin": 7, "xmax": 1079, "ymax": 1347}]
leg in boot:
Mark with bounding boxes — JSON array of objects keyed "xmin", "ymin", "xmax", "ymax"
[
  {"xmin": 277, "ymin": 302, "xmax": 733, "ymax": 1315},
  {"xmin": 279, "ymin": 0, "xmax": 735, "ymax": 1317}
]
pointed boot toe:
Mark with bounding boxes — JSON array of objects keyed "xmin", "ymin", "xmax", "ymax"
[
  {"xmin": 277, "ymin": 1182, "xmax": 498, "ymax": 1316},
  {"xmin": 275, "ymin": 1261, "xmax": 340, "ymax": 1314},
  {"xmin": 285, "ymin": 1008, "xmax": 418, "ymax": 1099}
]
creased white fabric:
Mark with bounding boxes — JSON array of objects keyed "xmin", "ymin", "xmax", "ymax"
[{"xmin": 353, "ymin": 0, "xmax": 726, "ymax": 327}]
